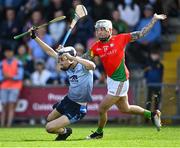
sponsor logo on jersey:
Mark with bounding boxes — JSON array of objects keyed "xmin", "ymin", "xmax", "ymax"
[
  {"xmin": 103, "ymin": 46, "xmax": 109, "ymax": 52},
  {"xmin": 69, "ymin": 75, "xmax": 78, "ymax": 82},
  {"xmin": 110, "ymin": 43, "xmax": 114, "ymax": 47},
  {"xmin": 96, "ymin": 48, "xmax": 102, "ymax": 51}
]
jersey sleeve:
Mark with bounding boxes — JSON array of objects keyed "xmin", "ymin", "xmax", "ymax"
[
  {"xmin": 90, "ymin": 42, "xmax": 99, "ymax": 57},
  {"xmin": 117, "ymin": 33, "xmax": 132, "ymax": 45}
]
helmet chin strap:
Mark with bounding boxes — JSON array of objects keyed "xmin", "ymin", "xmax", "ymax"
[
  {"xmin": 99, "ymin": 35, "xmax": 111, "ymax": 42},
  {"xmin": 68, "ymin": 63, "xmax": 73, "ymax": 69}
]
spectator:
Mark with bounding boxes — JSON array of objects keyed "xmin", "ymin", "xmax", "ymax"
[
  {"xmin": 69, "ymin": 0, "xmax": 84, "ymax": 20},
  {"xmin": 74, "ymin": 43, "xmax": 85, "ymax": 56},
  {"xmin": 147, "ymin": 0, "xmax": 163, "ymax": 14},
  {"xmin": 117, "ymin": 0, "xmax": 140, "ymax": 30},
  {"xmin": 16, "ymin": 44, "xmax": 34, "ymax": 81},
  {"xmin": 31, "ymin": 59, "xmax": 51, "ymax": 86},
  {"xmin": 162, "ymin": 0, "xmax": 180, "ymax": 17},
  {"xmin": 23, "ymin": 9, "xmax": 44, "ymax": 34},
  {"xmin": 0, "ymin": 0, "xmax": 24, "ymax": 9},
  {"xmin": 67, "ymin": 15, "xmax": 94, "ymax": 47},
  {"xmin": 90, "ymin": 0, "xmax": 110, "ymax": 22},
  {"xmin": 17, "ymin": 1, "xmax": 41, "ymax": 27},
  {"xmin": 67, "ymin": 0, "xmax": 94, "ymax": 47},
  {"xmin": 0, "ymin": 48, "xmax": 24, "ymax": 127},
  {"xmin": 48, "ymin": 10, "xmax": 67, "ymax": 43},
  {"xmin": 144, "ymin": 50, "xmax": 164, "ymax": 111},
  {"xmin": 45, "ymin": 56, "xmax": 59, "ymax": 84},
  {"xmin": 127, "ymin": 4, "xmax": 162, "ymax": 66},
  {"xmin": 0, "ymin": 7, "xmax": 21, "ymax": 50},
  {"xmin": 137, "ymin": 4, "xmax": 162, "ymax": 44},
  {"xmin": 28, "ymin": 27, "xmax": 55, "ymax": 61},
  {"xmin": 80, "ymin": 0, "xmax": 93, "ymax": 14},
  {"xmin": 111, "ymin": 10, "xmax": 128, "ymax": 34},
  {"xmin": 46, "ymin": 0, "xmax": 69, "ymax": 20},
  {"xmin": 137, "ymin": 0, "xmax": 163, "ymax": 16},
  {"xmin": 30, "ymin": 9, "xmax": 44, "ymax": 25}
]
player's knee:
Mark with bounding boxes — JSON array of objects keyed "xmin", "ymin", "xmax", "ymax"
[
  {"xmin": 46, "ymin": 115, "xmax": 51, "ymax": 122},
  {"xmin": 45, "ymin": 123, "xmax": 55, "ymax": 133}
]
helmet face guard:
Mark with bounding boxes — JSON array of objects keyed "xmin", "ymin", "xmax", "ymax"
[
  {"xmin": 95, "ymin": 20, "xmax": 112, "ymax": 42},
  {"xmin": 58, "ymin": 46, "xmax": 77, "ymax": 57},
  {"xmin": 57, "ymin": 46, "xmax": 77, "ymax": 71}
]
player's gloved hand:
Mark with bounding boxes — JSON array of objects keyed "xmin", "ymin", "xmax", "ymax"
[{"xmin": 28, "ymin": 26, "xmax": 37, "ymax": 39}]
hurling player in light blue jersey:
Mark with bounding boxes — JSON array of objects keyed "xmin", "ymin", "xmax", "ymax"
[{"xmin": 28, "ymin": 27, "xmax": 95, "ymax": 141}]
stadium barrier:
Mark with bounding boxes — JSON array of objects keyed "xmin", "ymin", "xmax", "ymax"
[
  {"xmin": 0, "ymin": 86, "xmax": 133, "ymax": 122},
  {"xmin": 131, "ymin": 81, "xmax": 180, "ymax": 124},
  {"xmin": 1, "ymin": 83, "xmax": 179, "ymax": 124}
]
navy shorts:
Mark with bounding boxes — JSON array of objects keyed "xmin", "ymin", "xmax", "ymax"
[{"xmin": 53, "ymin": 96, "xmax": 87, "ymax": 123}]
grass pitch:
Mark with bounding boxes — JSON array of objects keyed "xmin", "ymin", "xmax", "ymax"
[{"xmin": 0, "ymin": 125, "xmax": 180, "ymax": 147}]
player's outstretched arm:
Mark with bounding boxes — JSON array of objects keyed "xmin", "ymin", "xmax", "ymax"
[
  {"xmin": 28, "ymin": 27, "xmax": 58, "ymax": 59},
  {"xmin": 62, "ymin": 53, "xmax": 96, "ymax": 70},
  {"xmin": 130, "ymin": 13, "xmax": 167, "ymax": 42},
  {"xmin": 34, "ymin": 37, "xmax": 58, "ymax": 59}
]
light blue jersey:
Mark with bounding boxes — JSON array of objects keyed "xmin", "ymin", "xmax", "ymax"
[{"xmin": 66, "ymin": 63, "xmax": 93, "ymax": 103}]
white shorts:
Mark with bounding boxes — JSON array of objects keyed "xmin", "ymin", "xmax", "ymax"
[{"xmin": 107, "ymin": 76, "xmax": 129, "ymax": 97}]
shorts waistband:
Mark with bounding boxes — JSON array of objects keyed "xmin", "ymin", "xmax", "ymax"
[{"xmin": 65, "ymin": 96, "xmax": 87, "ymax": 107}]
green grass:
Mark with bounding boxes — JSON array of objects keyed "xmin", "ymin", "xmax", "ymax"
[{"xmin": 0, "ymin": 125, "xmax": 180, "ymax": 147}]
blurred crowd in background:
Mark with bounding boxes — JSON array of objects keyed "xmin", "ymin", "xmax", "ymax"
[{"xmin": 0, "ymin": 0, "xmax": 179, "ymax": 86}]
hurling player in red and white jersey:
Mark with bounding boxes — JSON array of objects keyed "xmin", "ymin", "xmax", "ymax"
[{"xmin": 85, "ymin": 13, "xmax": 167, "ymax": 139}]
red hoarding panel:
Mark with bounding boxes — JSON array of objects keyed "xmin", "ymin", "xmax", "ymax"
[{"xmin": 0, "ymin": 86, "xmax": 133, "ymax": 119}]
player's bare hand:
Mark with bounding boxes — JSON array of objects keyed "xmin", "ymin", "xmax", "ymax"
[
  {"xmin": 62, "ymin": 53, "xmax": 74, "ymax": 61},
  {"xmin": 153, "ymin": 13, "xmax": 167, "ymax": 20}
]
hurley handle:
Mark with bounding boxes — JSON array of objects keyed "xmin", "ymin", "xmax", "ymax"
[
  {"xmin": 61, "ymin": 28, "xmax": 72, "ymax": 46},
  {"xmin": 13, "ymin": 31, "xmax": 30, "ymax": 40}
]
